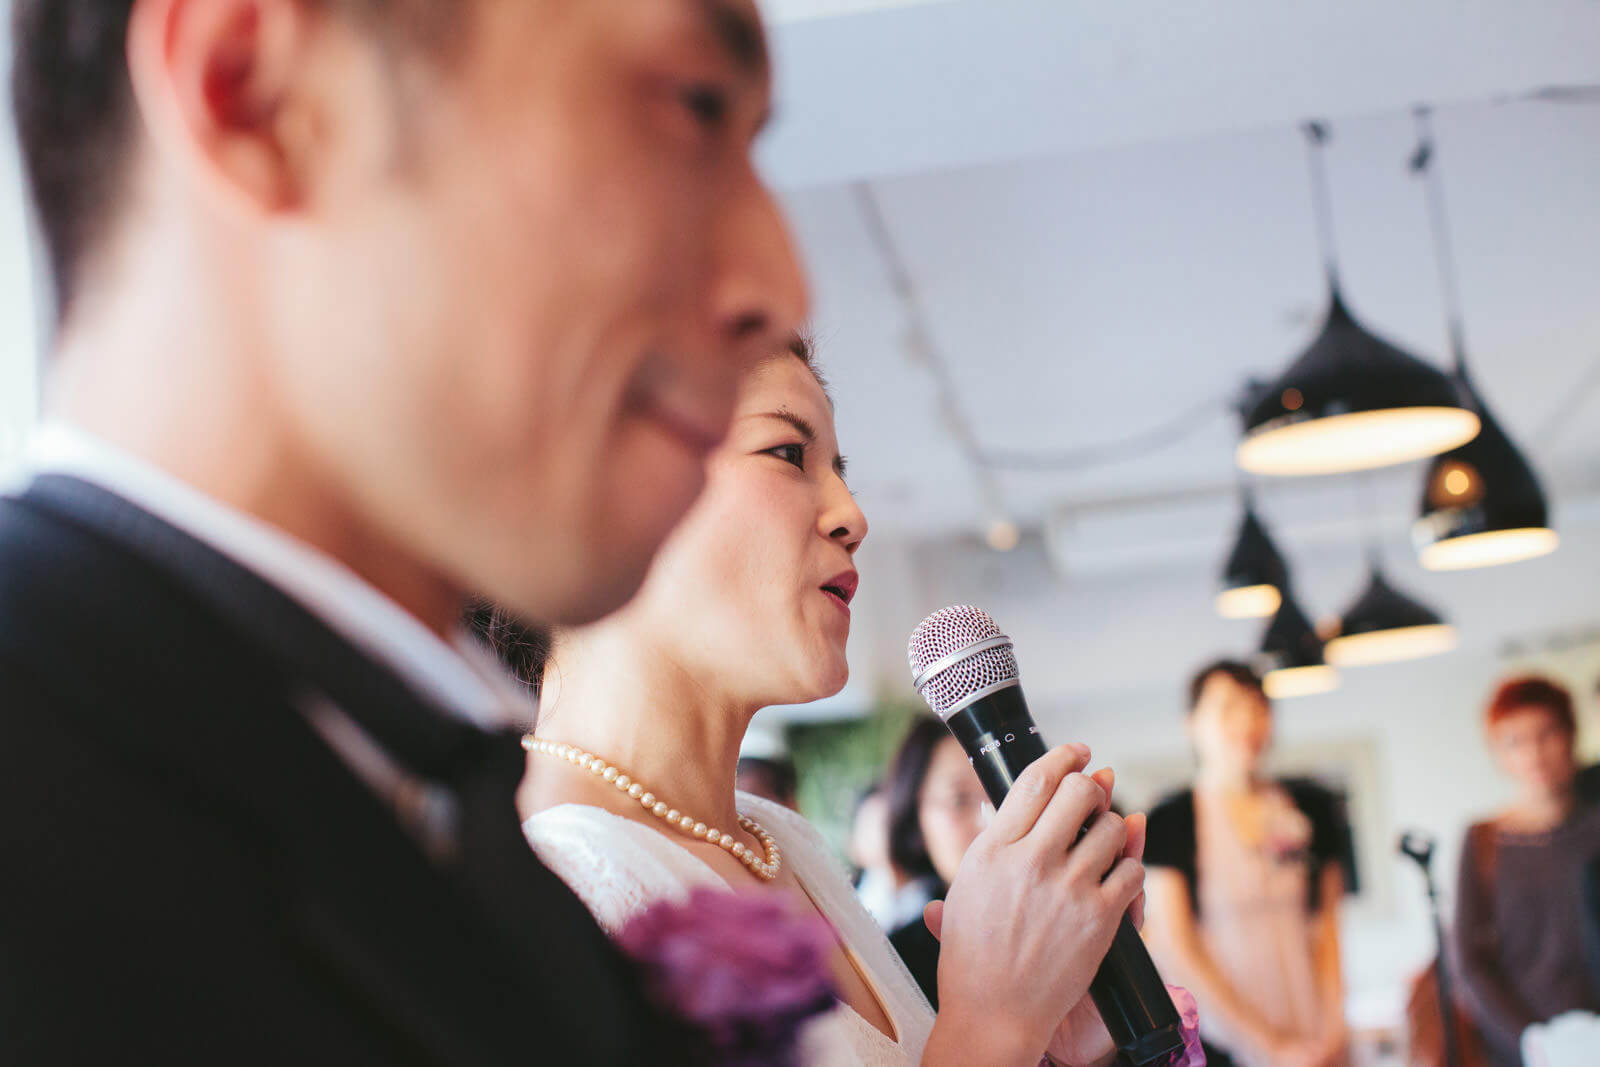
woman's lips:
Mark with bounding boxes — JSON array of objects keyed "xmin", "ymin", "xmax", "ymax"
[{"xmin": 820, "ymin": 570, "xmax": 859, "ymax": 613}]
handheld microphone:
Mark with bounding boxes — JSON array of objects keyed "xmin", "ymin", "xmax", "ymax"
[{"xmin": 908, "ymin": 605, "xmax": 1184, "ymax": 1065}]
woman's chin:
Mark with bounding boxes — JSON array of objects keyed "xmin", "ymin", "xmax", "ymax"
[{"xmin": 786, "ymin": 656, "xmax": 849, "ymax": 706}]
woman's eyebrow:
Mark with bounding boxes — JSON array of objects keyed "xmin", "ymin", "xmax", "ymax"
[{"xmin": 749, "ymin": 408, "xmax": 817, "ymax": 442}]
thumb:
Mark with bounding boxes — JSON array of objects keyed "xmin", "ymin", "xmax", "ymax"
[{"xmin": 922, "ymin": 899, "xmax": 944, "ymax": 941}]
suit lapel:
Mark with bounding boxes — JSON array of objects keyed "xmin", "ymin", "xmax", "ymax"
[{"xmin": 3, "ymin": 485, "xmax": 622, "ymax": 1065}]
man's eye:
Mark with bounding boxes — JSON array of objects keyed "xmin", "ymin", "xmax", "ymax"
[
  {"xmin": 681, "ymin": 85, "xmax": 730, "ymax": 127},
  {"xmin": 765, "ymin": 444, "xmax": 805, "ymax": 469}
]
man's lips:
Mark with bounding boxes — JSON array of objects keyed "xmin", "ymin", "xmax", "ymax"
[
  {"xmin": 820, "ymin": 570, "xmax": 859, "ymax": 608},
  {"xmin": 625, "ymin": 363, "xmax": 730, "ymax": 457}
]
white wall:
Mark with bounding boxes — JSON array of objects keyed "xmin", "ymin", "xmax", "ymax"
[{"xmin": 0, "ymin": 14, "xmax": 40, "ymax": 475}]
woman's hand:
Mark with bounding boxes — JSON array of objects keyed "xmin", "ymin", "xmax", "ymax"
[
  {"xmin": 1044, "ymin": 782, "xmax": 1146, "ymax": 1067},
  {"xmin": 921, "ymin": 744, "xmax": 1146, "ymax": 1067}
]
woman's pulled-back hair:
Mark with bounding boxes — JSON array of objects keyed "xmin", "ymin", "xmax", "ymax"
[{"xmin": 465, "ymin": 600, "xmax": 552, "ymax": 698}]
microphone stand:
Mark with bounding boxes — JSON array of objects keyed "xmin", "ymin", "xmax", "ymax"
[{"xmin": 1400, "ymin": 831, "xmax": 1460, "ymax": 1067}]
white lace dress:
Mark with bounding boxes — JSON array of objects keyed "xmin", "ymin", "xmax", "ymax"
[{"xmin": 524, "ymin": 793, "xmax": 936, "ymax": 1066}]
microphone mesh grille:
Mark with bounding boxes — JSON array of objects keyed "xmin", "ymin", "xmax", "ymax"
[{"xmin": 907, "ymin": 605, "xmax": 1019, "ymax": 718}]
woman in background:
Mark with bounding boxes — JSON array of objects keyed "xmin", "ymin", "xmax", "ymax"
[
  {"xmin": 1455, "ymin": 677, "xmax": 1600, "ymax": 1067},
  {"xmin": 884, "ymin": 717, "xmax": 990, "ymax": 1008},
  {"xmin": 848, "ymin": 784, "xmax": 931, "ymax": 932},
  {"xmin": 493, "ymin": 337, "xmax": 1150, "ymax": 1067},
  {"xmin": 1143, "ymin": 660, "xmax": 1351, "ymax": 1067}
]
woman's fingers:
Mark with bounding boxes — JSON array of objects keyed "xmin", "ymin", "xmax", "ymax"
[
  {"xmin": 1064, "ymin": 805, "xmax": 1127, "ymax": 883},
  {"xmin": 1100, "ymin": 855, "xmax": 1147, "ymax": 914},
  {"xmin": 1089, "ymin": 766, "xmax": 1115, "ymax": 807},
  {"xmin": 1121, "ymin": 812, "xmax": 1148, "ymax": 926},
  {"xmin": 1123, "ymin": 810, "xmax": 1147, "ymax": 861},
  {"xmin": 985, "ymin": 744, "xmax": 1092, "ymax": 844}
]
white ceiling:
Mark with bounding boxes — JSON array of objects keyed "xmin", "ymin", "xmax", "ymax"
[
  {"xmin": 758, "ymin": 0, "xmax": 1600, "ymax": 187},
  {"xmin": 747, "ymin": 0, "xmax": 1600, "ymax": 714},
  {"xmin": 785, "ymin": 98, "xmax": 1600, "ymax": 542}
]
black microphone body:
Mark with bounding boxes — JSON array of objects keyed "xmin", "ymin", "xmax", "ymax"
[{"xmin": 946, "ymin": 684, "xmax": 1185, "ymax": 1065}]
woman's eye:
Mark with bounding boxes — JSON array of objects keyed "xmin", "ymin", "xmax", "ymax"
[
  {"xmin": 681, "ymin": 84, "xmax": 730, "ymax": 128},
  {"xmin": 765, "ymin": 444, "xmax": 806, "ymax": 469}
]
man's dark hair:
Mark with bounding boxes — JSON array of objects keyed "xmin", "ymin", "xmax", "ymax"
[
  {"xmin": 11, "ymin": 1, "xmax": 141, "ymax": 316},
  {"xmin": 884, "ymin": 716, "xmax": 951, "ymax": 882},
  {"xmin": 1186, "ymin": 658, "xmax": 1269, "ymax": 714},
  {"xmin": 10, "ymin": 0, "xmax": 456, "ymax": 318}
]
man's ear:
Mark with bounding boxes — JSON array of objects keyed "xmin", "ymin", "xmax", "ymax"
[{"xmin": 126, "ymin": 0, "xmax": 333, "ymax": 216}]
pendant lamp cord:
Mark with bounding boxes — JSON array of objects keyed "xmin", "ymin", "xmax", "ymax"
[
  {"xmin": 1302, "ymin": 121, "xmax": 1341, "ymax": 292},
  {"xmin": 1360, "ymin": 473, "xmax": 1384, "ymax": 573},
  {"xmin": 853, "ymin": 181, "xmax": 1013, "ymax": 521},
  {"xmin": 1410, "ymin": 107, "xmax": 1469, "ymax": 372}
]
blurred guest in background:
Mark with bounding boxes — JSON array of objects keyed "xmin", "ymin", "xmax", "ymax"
[
  {"xmin": 1455, "ymin": 677, "xmax": 1600, "ymax": 1067},
  {"xmin": 885, "ymin": 716, "xmax": 991, "ymax": 1009},
  {"xmin": 1144, "ymin": 660, "xmax": 1351, "ymax": 1067},
  {"xmin": 847, "ymin": 784, "xmax": 912, "ymax": 928},
  {"xmin": 735, "ymin": 755, "xmax": 799, "ymax": 810}
]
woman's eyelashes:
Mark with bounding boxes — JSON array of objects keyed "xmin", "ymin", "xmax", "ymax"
[{"xmin": 763, "ymin": 443, "xmax": 807, "ymax": 470}]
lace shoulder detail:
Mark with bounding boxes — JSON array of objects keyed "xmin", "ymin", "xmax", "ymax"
[{"xmin": 522, "ymin": 804, "xmax": 726, "ymax": 934}]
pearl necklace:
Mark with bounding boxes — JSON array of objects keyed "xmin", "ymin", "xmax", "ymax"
[{"xmin": 523, "ymin": 736, "xmax": 782, "ymax": 882}]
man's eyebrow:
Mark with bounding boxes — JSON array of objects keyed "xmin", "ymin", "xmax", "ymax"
[{"xmin": 699, "ymin": 0, "xmax": 770, "ymax": 78}]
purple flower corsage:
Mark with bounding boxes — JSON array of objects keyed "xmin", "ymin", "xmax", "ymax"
[
  {"xmin": 616, "ymin": 887, "xmax": 839, "ymax": 1067},
  {"xmin": 1162, "ymin": 985, "xmax": 1207, "ymax": 1066}
]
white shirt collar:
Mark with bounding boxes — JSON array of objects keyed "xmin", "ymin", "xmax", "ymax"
[{"xmin": 20, "ymin": 422, "xmax": 531, "ymax": 730}]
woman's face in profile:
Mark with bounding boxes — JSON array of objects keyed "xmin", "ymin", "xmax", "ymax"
[
  {"xmin": 1188, "ymin": 673, "xmax": 1273, "ymax": 775},
  {"xmin": 631, "ymin": 355, "xmax": 868, "ymax": 707},
  {"xmin": 1490, "ymin": 707, "xmax": 1576, "ymax": 798},
  {"xmin": 918, "ymin": 737, "xmax": 989, "ymax": 884}
]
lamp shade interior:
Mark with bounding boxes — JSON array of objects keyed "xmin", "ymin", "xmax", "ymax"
[
  {"xmin": 1217, "ymin": 584, "xmax": 1282, "ymax": 620},
  {"xmin": 1239, "ymin": 291, "xmax": 1479, "ymax": 476},
  {"xmin": 1257, "ymin": 593, "xmax": 1339, "ymax": 698},
  {"xmin": 1326, "ymin": 624, "xmax": 1458, "ymax": 666},
  {"xmin": 1263, "ymin": 664, "xmax": 1341, "ymax": 699},
  {"xmin": 1414, "ymin": 371, "xmax": 1556, "ymax": 571},
  {"xmin": 1218, "ymin": 506, "xmax": 1289, "ymax": 619}
]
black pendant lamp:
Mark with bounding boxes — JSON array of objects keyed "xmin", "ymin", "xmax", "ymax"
[
  {"xmin": 1325, "ymin": 552, "xmax": 1457, "ymax": 666},
  {"xmin": 1407, "ymin": 110, "xmax": 1558, "ymax": 571},
  {"xmin": 1256, "ymin": 591, "xmax": 1339, "ymax": 698},
  {"xmin": 1217, "ymin": 499, "xmax": 1288, "ymax": 619},
  {"xmin": 1237, "ymin": 122, "xmax": 1480, "ymax": 477}
]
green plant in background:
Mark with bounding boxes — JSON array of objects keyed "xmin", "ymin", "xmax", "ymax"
[{"xmin": 786, "ymin": 700, "xmax": 927, "ymax": 863}]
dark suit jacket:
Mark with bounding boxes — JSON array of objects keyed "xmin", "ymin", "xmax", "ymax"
[{"xmin": 0, "ymin": 480, "xmax": 688, "ymax": 1065}]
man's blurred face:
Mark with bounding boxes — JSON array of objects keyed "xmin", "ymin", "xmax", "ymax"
[{"xmin": 268, "ymin": 0, "xmax": 807, "ymax": 624}]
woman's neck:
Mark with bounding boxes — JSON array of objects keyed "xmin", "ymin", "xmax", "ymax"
[
  {"xmin": 529, "ymin": 622, "xmax": 758, "ymax": 833},
  {"xmin": 1195, "ymin": 763, "xmax": 1262, "ymax": 795}
]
